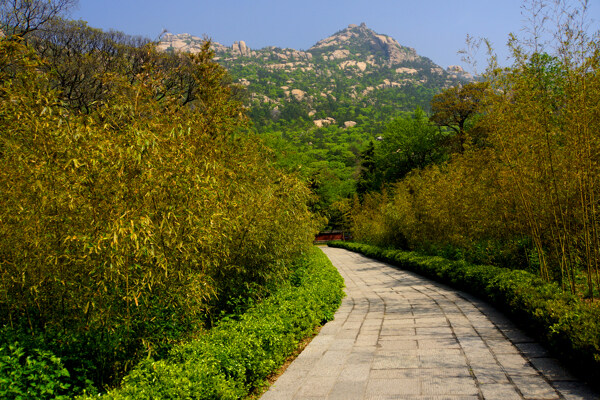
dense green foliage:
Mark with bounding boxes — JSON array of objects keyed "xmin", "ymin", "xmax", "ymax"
[
  {"xmin": 259, "ymin": 108, "xmax": 451, "ymax": 229},
  {"xmin": 330, "ymin": 241, "xmax": 600, "ymax": 386},
  {"xmin": 0, "ymin": 340, "xmax": 71, "ymax": 400},
  {"xmin": 0, "ymin": 19, "xmax": 320, "ymax": 396},
  {"xmin": 359, "ymin": 107, "xmax": 449, "ymax": 193},
  {"xmin": 95, "ymin": 247, "xmax": 344, "ymax": 399}
]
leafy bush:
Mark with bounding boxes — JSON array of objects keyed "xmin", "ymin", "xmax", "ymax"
[
  {"xmin": 330, "ymin": 241, "xmax": 600, "ymax": 386},
  {"xmin": 0, "ymin": 341, "xmax": 71, "ymax": 400},
  {"xmin": 95, "ymin": 247, "xmax": 344, "ymax": 399}
]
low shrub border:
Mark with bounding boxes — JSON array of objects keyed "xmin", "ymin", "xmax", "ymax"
[
  {"xmin": 92, "ymin": 247, "xmax": 344, "ymax": 399},
  {"xmin": 329, "ymin": 241, "xmax": 600, "ymax": 387}
]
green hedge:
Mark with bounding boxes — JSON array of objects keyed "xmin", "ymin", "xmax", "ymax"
[
  {"xmin": 0, "ymin": 342, "xmax": 72, "ymax": 400},
  {"xmin": 92, "ymin": 247, "xmax": 344, "ymax": 399},
  {"xmin": 329, "ymin": 241, "xmax": 600, "ymax": 386}
]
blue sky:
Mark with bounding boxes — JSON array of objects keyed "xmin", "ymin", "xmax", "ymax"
[{"xmin": 71, "ymin": 0, "xmax": 598, "ymax": 73}]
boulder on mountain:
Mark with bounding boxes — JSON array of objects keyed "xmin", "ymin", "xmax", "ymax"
[
  {"xmin": 232, "ymin": 40, "xmax": 251, "ymax": 56},
  {"xmin": 239, "ymin": 40, "xmax": 249, "ymax": 55},
  {"xmin": 331, "ymin": 49, "xmax": 350, "ymax": 59},
  {"xmin": 447, "ymin": 65, "xmax": 464, "ymax": 73},
  {"xmin": 396, "ymin": 67, "xmax": 418, "ymax": 74},
  {"xmin": 339, "ymin": 60, "xmax": 366, "ymax": 71},
  {"xmin": 291, "ymin": 89, "xmax": 306, "ymax": 101},
  {"xmin": 313, "ymin": 117, "xmax": 336, "ymax": 128}
]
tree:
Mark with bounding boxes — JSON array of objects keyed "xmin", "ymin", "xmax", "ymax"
[
  {"xmin": 22, "ymin": 19, "xmax": 234, "ymax": 116},
  {"xmin": 0, "ymin": 0, "xmax": 77, "ymax": 37},
  {"xmin": 356, "ymin": 140, "xmax": 378, "ymax": 196},
  {"xmin": 430, "ymin": 82, "xmax": 488, "ymax": 153},
  {"xmin": 376, "ymin": 107, "xmax": 447, "ymax": 183},
  {"xmin": 28, "ymin": 19, "xmax": 149, "ymax": 113}
]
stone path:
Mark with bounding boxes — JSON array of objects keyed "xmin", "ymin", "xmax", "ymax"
[{"xmin": 261, "ymin": 247, "xmax": 599, "ymax": 400}]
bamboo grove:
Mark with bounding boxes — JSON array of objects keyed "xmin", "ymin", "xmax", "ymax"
[
  {"xmin": 0, "ymin": 21, "xmax": 319, "ymax": 390},
  {"xmin": 351, "ymin": 1, "xmax": 600, "ymax": 299}
]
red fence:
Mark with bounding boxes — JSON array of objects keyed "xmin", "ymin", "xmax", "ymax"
[{"xmin": 314, "ymin": 230, "xmax": 348, "ymax": 243}]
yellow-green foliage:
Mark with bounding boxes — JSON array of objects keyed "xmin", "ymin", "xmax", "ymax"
[
  {"xmin": 0, "ymin": 37, "xmax": 320, "ymax": 387},
  {"xmin": 482, "ymin": 46, "xmax": 600, "ymax": 291},
  {"xmin": 351, "ymin": 3, "xmax": 600, "ymax": 297},
  {"xmin": 351, "ymin": 152, "xmax": 507, "ymax": 253}
]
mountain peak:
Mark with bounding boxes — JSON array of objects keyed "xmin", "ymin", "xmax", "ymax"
[
  {"xmin": 308, "ymin": 23, "xmax": 418, "ymax": 66},
  {"xmin": 346, "ymin": 22, "xmax": 368, "ymax": 30}
]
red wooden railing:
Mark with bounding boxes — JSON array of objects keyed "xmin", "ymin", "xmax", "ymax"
[{"xmin": 314, "ymin": 230, "xmax": 348, "ymax": 243}]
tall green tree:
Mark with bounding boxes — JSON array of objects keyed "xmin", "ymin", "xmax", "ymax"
[
  {"xmin": 376, "ymin": 108, "xmax": 447, "ymax": 183},
  {"xmin": 430, "ymin": 82, "xmax": 488, "ymax": 153},
  {"xmin": 356, "ymin": 140, "xmax": 378, "ymax": 197}
]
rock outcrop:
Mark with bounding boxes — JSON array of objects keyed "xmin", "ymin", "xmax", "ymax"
[
  {"xmin": 291, "ymin": 89, "xmax": 306, "ymax": 101},
  {"xmin": 339, "ymin": 60, "xmax": 367, "ymax": 71},
  {"xmin": 447, "ymin": 65, "xmax": 474, "ymax": 80},
  {"xmin": 313, "ymin": 117, "xmax": 336, "ymax": 128},
  {"xmin": 158, "ymin": 32, "xmax": 228, "ymax": 54},
  {"xmin": 232, "ymin": 40, "xmax": 251, "ymax": 56},
  {"xmin": 396, "ymin": 67, "xmax": 418, "ymax": 74}
]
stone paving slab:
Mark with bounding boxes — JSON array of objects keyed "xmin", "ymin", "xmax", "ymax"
[{"xmin": 260, "ymin": 247, "xmax": 600, "ymax": 400}]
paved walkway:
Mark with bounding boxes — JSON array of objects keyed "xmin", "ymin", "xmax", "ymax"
[{"xmin": 261, "ymin": 247, "xmax": 599, "ymax": 400}]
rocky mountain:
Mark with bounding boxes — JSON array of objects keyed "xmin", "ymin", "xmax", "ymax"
[{"xmin": 159, "ymin": 23, "xmax": 472, "ymax": 131}]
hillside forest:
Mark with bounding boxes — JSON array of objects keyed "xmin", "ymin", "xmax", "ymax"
[{"xmin": 1, "ymin": 0, "xmax": 600, "ymax": 397}]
